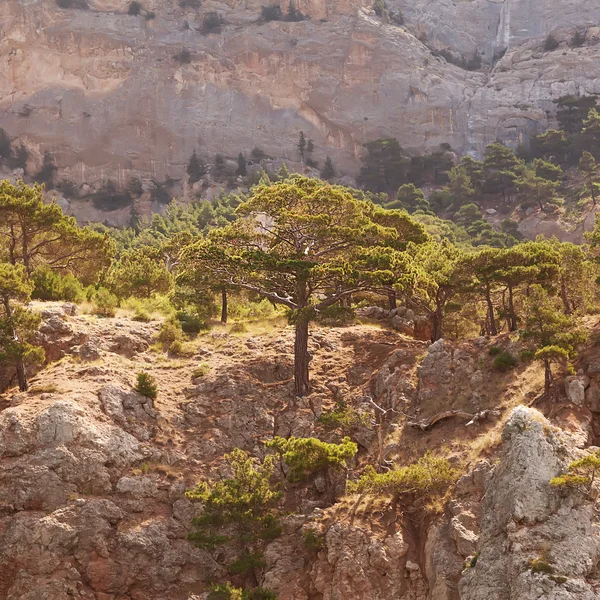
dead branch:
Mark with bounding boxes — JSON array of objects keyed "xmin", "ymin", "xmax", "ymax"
[{"xmin": 408, "ymin": 409, "xmax": 499, "ymax": 431}]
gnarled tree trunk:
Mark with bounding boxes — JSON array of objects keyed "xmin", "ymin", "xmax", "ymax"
[{"xmin": 220, "ymin": 288, "xmax": 228, "ymax": 323}]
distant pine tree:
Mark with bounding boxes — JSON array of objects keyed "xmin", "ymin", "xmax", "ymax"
[
  {"xmin": 236, "ymin": 153, "xmax": 247, "ymax": 176},
  {"xmin": 321, "ymin": 156, "xmax": 335, "ymax": 180},
  {"xmin": 187, "ymin": 150, "xmax": 206, "ymax": 184}
]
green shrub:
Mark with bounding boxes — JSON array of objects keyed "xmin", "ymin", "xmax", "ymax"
[
  {"xmin": 243, "ymin": 589, "xmax": 277, "ymax": 600},
  {"xmin": 492, "ymin": 350, "xmax": 518, "ymax": 372},
  {"xmin": 132, "ymin": 307, "xmax": 151, "ymax": 322},
  {"xmin": 529, "ymin": 558, "xmax": 554, "ymax": 574},
  {"xmin": 91, "ymin": 287, "xmax": 118, "ymax": 317},
  {"xmin": 135, "ymin": 371, "xmax": 157, "ymax": 400},
  {"xmin": 157, "ymin": 316, "xmax": 184, "ymax": 349},
  {"xmin": 550, "ymin": 452, "xmax": 600, "ymax": 494},
  {"xmin": 488, "ymin": 346, "xmax": 502, "ymax": 356},
  {"xmin": 347, "ymin": 453, "xmax": 456, "ymax": 505},
  {"xmin": 266, "ymin": 436, "xmax": 357, "ymax": 482},
  {"xmin": 228, "ymin": 551, "xmax": 266, "ymax": 575},
  {"xmin": 520, "ymin": 349, "xmax": 536, "ymax": 362},
  {"xmin": 208, "ymin": 583, "xmax": 243, "ymax": 600},
  {"xmin": 318, "ymin": 401, "xmax": 370, "ymax": 433},
  {"xmin": 230, "ymin": 322, "xmax": 248, "ymax": 334},
  {"xmin": 187, "ymin": 449, "xmax": 282, "ymax": 548},
  {"xmin": 177, "ymin": 310, "xmax": 207, "ymax": 334},
  {"xmin": 121, "ymin": 295, "xmax": 175, "ymax": 318},
  {"xmin": 31, "ymin": 266, "xmax": 84, "ymax": 302},
  {"xmin": 192, "ymin": 364, "xmax": 210, "ymax": 378},
  {"xmin": 303, "ymin": 528, "xmax": 324, "ymax": 551}
]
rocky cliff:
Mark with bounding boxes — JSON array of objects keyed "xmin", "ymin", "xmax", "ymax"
[
  {"xmin": 1, "ymin": 0, "xmax": 600, "ymax": 188},
  {"xmin": 1, "ymin": 304, "xmax": 599, "ymax": 599}
]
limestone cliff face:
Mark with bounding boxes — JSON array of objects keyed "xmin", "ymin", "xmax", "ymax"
[{"xmin": 1, "ymin": 0, "xmax": 599, "ymax": 187}]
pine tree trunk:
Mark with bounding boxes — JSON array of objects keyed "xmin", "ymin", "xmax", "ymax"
[
  {"xmin": 220, "ymin": 289, "xmax": 228, "ymax": 323},
  {"xmin": 3, "ymin": 298, "xmax": 28, "ymax": 391},
  {"xmin": 560, "ymin": 281, "xmax": 572, "ymax": 315},
  {"xmin": 544, "ymin": 359, "xmax": 552, "ymax": 399},
  {"xmin": 387, "ymin": 290, "xmax": 397, "ymax": 310},
  {"xmin": 485, "ymin": 285, "xmax": 497, "ymax": 336},
  {"xmin": 294, "ymin": 317, "xmax": 310, "ymax": 396},
  {"xmin": 431, "ymin": 307, "xmax": 443, "ymax": 342},
  {"xmin": 508, "ymin": 285, "xmax": 517, "ymax": 331}
]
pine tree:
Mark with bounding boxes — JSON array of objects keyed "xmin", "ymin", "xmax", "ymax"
[
  {"xmin": 321, "ymin": 156, "xmax": 335, "ymax": 180},
  {"xmin": 579, "ymin": 151, "xmax": 600, "ymax": 205},
  {"xmin": 236, "ymin": 152, "xmax": 247, "ymax": 177},
  {"xmin": 387, "ymin": 183, "xmax": 429, "ymax": 213},
  {"xmin": 187, "ymin": 150, "xmax": 206, "ymax": 184},
  {"xmin": 297, "ymin": 131, "xmax": 306, "ymax": 160},
  {"xmin": 0, "ymin": 263, "xmax": 44, "ymax": 391}
]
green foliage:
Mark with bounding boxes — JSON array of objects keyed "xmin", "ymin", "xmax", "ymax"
[
  {"xmin": 157, "ymin": 316, "xmax": 184, "ymax": 349},
  {"xmin": 105, "ymin": 249, "xmax": 173, "ymax": 299},
  {"xmin": 550, "ymin": 451, "xmax": 600, "ymax": 494},
  {"xmin": 492, "ymin": 350, "xmax": 518, "ymax": 372},
  {"xmin": 187, "ymin": 448, "xmax": 282, "ymax": 547},
  {"xmin": 347, "ymin": 452, "xmax": 456, "ymax": 506},
  {"xmin": 387, "ymin": 184, "xmax": 430, "ymax": 214},
  {"xmin": 228, "ymin": 551, "xmax": 266, "ymax": 575},
  {"xmin": 318, "ymin": 401, "xmax": 370, "ymax": 432},
  {"xmin": 0, "ymin": 180, "xmax": 114, "ymax": 283},
  {"xmin": 529, "ymin": 558, "xmax": 554, "ymax": 574},
  {"xmin": 266, "ymin": 436, "xmax": 357, "ymax": 482},
  {"xmin": 31, "ymin": 265, "xmax": 84, "ymax": 302},
  {"xmin": 208, "ymin": 583, "xmax": 243, "ymax": 600},
  {"xmin": 208, "ymin": 584, "xmax": 277, "ymax": 600},
  {"xmin": 91, "ymin": 287, "xmax": 118, "ymax": 317},
  {"xmin": 0, "ymin": 263, "xmax": 45, "ymax": 389},
  {"xmin": 303, "ymin": 528, "xmax": 324, "ymax": 551},
  {"xmin": 135, "ymin": 371, "xmax": 158, "ymax": 400}
]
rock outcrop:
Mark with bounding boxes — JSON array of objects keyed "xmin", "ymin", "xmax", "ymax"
[
  {"xmin": 1, "ymin": 0, "xmax": 600, "ymax": 208},
  {"xmin": 460, "ymin": 406, "xmax": 600, "ymax": 600}
]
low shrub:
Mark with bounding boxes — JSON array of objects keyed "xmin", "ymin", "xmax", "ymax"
[
  {"xmin": 135, "ymin": 371, "xmax": 157, "ymax": 400},
  {"xmin": 91, "ymin": 287, "xmax": 118, "ymax": 317},
  {"xmin": 177, "ymin": 310, "xmax": 208, "ymax": 334},
  {"xmin": 303, "ymin": 528, "xmax": 324, "ymax": 551},
  {"xmin": 157, "ymin": 316, "xmax": 184, "ymax": 349},
  {"xmin": 347, "ymin": 452, "xmax": 456, "ymax": 506},
  {"xmin": 318, "ymin": 401, "xmax": 370, "ymax": 432},
  {"xmin": 266, "ymin": 436, "xmax": 357, "ymax": 482},
  {"xmin": 492, "ymin": 350, "xmax": 518, "ymax": 372},
  {"xmin": 31, "ymin": 266, "xmax": 85, "ymax": 302},
  {"xmin": 228, "ymin": 551, "xmax": 266, "ymax": 575}
]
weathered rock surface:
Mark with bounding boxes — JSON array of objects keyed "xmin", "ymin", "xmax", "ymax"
[
  {"xmin": 1, "ymin": 0, "xmax": 600, "ymax": 221},
  {"xmin": 460, "ymin": 406, "xmax": 600, "ymax": 600}
]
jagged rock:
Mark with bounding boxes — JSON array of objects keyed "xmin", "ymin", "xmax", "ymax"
[
  {"xmin": 459, "ymin": 406, "xmax": 600, "ymax": 600},
  {"xmin": 564, "ymin": 375, "xmax": 588, "ymax": 406}
]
